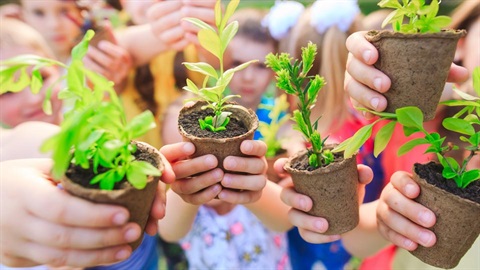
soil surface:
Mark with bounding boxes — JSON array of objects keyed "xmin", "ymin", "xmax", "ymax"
[
  {"xmin": 415, "ymin": 162, "xmax": 480, "ymax": 204},
  {"xmin": 179, "ymin": 108, "xmax": 248, "ymax": 139},
  {"xmin": 291, "ymin": 151, "xmax": 344, "ymax": 171},
  {"xmin": 66, "ymin": 143, "xmax": 158, "ymax": 190}
]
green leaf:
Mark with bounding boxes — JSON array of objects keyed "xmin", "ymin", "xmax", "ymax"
[
  {"xmin": 442, "ymin": 118, "xmax": 475, "ymax": 135},
  {"xmin": 397, "ymin": 138, "xmax": 429, "ymax": 156},
  {"xmin": 222, "ymin": 0, "xmax": 239, "ymax": 29},
  {"xmin": 198, "ymin": 28, "xmax": 221, "ymax": 60},
  {"xmin": 308, "ymin": 153, "xmax": 319, "ymax": 168},
  {"xmin": 396, "ymin": 107, "xmax": 424, "ymax": 129},
  {"xmin": 344, "ymin": 124, "xmax": 373, "ymax": 159},
  {"xmin": 42, "ymin": 86, "xmax": 53, "ymax": 115},
  {"xmin": 214, "ymin": 0, "xmax": 222, "ymax": 29},
  {"xmin": 292, "ymin": 110, "xmax": 308, "ymax": 136},
  {"xmin": 100, "ymin": 170, "xmax": 117, "ymax": 190},
  {"xmin": 374, "ymin": 121, "xmax": 396, "ymax": 157},
  {"xmin": 382, "ymin": 10, "xmax": 400, "ymax": 28},
  {"xmin": 221, "ymin": 21, "xmax": 238, "ymax": 53},
  {"xmin": 127, "ymin": 160, "xmax": 160, "ymax": 188},
  {"xmin": 30, "ymin": 69, "xmax": 43, "ymax": 94},
  {"xmin": 183, "ymin": 62, "xmax": 218, "ymax": 79},
  {"xmin": 402, "ymin": 125, "xmax": 420, "ymax": 136},
  {"xmin": 442, "ymin": 166, "xmax": 458, "ymax": 180},
  {"xmin": 127, "ymin": 110, "xmax": 156, "ymax": 139},
  {"xmin": 460, "ymin": 170, "xmax": 480, "ymax": 188},
  {"xmin": 183, "ymin": 18, "xmax": 215, "ymax": 32},
  {"xmin": 78, "ymin": 130, "xmax": 104, "ymax": 150},
  {"xmin": 473, "ymin": 67, "xmax": 480, "ymax": 97},
  {"xmin": 71, "ymin": 30, "xmax": 94, "ymax": 61}
]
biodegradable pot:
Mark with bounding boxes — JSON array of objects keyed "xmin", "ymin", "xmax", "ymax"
[
  {"xmin": 61, "ymin": 141, "xmax": 163, "ymax": 250},
  {"xmin": 266, "ymin": 148, "xmax": 288, "ymax": 183},
  {"xmin": 284, "ymin": 147, "xmax": 359, "ymax": 235},
  {"xmin": 178, "ymin": 101, "xmax": 259, "ymax": 172},
  {"xmin": 365, "ymin": 30, "xmax": 465, "ymax": 121},
  {"xmin": 410, "ymin": 162, "xmax": 480, "ymax": 269}
]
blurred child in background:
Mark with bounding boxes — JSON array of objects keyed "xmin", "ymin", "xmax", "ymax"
[
  {"xmin": 158, "ymin": 8, "xmax": 294, "ymax": 269},
  {"xmin": 265, "ymin": 0, "xmax": 386, "ymax": 269}
]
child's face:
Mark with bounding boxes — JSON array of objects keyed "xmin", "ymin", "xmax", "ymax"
[
  {"xmin": 0, "ymin": 47, "xmax": 62, "ymax": 127},
  {"xmin": 227, "ymin": 36, "xmax": 275, "ymax": 109},
  {"xmin": 21, "ymin": 0, "xmax": 82, "ymax": 58}
]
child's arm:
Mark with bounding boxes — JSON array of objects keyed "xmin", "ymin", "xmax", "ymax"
[
  {"xmin": 158, "ymin": 142, "xmax": 224, "ymax": 242},
  {"xmin": 245, "ymin": 180, "xmax": 293, "ymax": 232}
]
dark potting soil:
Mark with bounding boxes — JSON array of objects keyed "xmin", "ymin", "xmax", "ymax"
[
  {"xmin": 66, "ymin": 143, "xmax": 158, "ymax": 190},
  {"xmin": 291, "ymin": 151, "xmax": 344, "ymax": 172},
  {"xmin": 415, "ymin": 162, "xmax": 480, "ymax": 204},
  {"xmin": 179, "ymin": 108, "xmax": 248, "ymax": 139}
]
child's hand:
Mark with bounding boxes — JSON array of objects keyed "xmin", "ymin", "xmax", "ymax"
[
  {"xmin": 344, "ymin": 31, "xmax": 469, "ymax": 119},
  {"xmin": 217, "ymin": 140, "xmax": 268, "ymax": 204},
  {"xmin": 0, "ymin": 159, "xmax": 138, "ymax": 267},
  {"xmin": 147, "ymin": 0, "xmax": 216, "ymax": 51},
  {"xmin": 160, "ymin": 142, "xmax": 224, "ymax": 205},
  {"xmin": 147, "ymin": 1, "xmax": 188, "ymax": 51},
  {"xmin": 143, "ymin": 152, "xmax": 176, "ymax": 236},
  {"xmin": 83, "ymin": 40, "xmax": 132, "ymax": 93},
  {"xmin": 180, "ymin": 0, "xmax": 216, "ymax": 45},
  {"xmin": 276, "ymin": 157, "xmax": 372, "ymax": 244},
  {"xmin": 376, "ymin": 171, "xmax": 437, "ymax": 251}
]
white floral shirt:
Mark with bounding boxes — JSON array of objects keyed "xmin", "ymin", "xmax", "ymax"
[{"xmin": 179, "ymin": 205, "xmax": 291, "ymax": 270}]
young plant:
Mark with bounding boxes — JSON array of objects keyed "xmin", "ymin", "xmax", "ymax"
[
  {"xmin": 257, "ymin": 94, "xmax": 290, "ymax": 158},
  {"xmin": 181, "ymin": 0, "xmax": 256, "ymax": 132},
  {"xmin": 334, "ymin": 67, "xmax": 480, "ymax": 188},
  {"xmin": 379, "ymin": 0, "xmax": 452, "ymax": 33},
  {"xmin": 0, "ymin": 30, "xmax": 161, "ymax": 190},
  {"xmin": 265, "ymin": 42, "xmax": 333, "ymax": 168}
]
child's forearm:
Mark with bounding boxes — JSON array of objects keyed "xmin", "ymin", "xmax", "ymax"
[
  {"xmin": 342, "ymin": 201, "xmax": 390, "ymax": 258},
  {"xmin": 158, "ymin": 189, "xmax": 199, "ymax": 242},
  {"xmin": 245, "ymin": 181, "xmax": 293, "ymax": 232},
  {"xmin": 116, "ymin": 25, "xmax": 169, "ymax": 67}
]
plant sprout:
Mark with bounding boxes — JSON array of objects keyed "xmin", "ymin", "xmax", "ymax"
[
  {"xmin": 0, "ymin": 31, "xmax": 160, "ymax": 190},
  {"xmin": 379, "ymin": 0, "xmax": 452, "ymax": 33},
  {"xmin": 181, "ymin": 0, "xmax": 256, "ymax": 132},
  {"xmin": 265, "ymin": 42, "xmax": 333, "ymax": 168}
]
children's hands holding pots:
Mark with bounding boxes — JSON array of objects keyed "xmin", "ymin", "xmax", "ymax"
[
  {"xmin": 0, "ymin": 157, "xmax": 175, "ymax": 268},
  {"xmin": 0, "ymin": 159, "xmax": 138, "ymax": 267},
  {"xmin": 344, "ymin": 31, "xmax": 469, "ymax": 119},
  {"xmin": 160, "ymin": 140, "xmax": 267, "ymax": 205},
  {"xmin": 275, "ymin": 158, "xmax": 373, "ymax": 244},
  {"xmin": 376, "ymin": 171, "xmax": 437, "ymax": 251}
]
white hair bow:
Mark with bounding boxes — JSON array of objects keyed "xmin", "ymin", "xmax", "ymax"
[
  {"xmin": 262, "ymin": 0, "xmax": 305, "ymax": 40},
  {"xmin": 310, "ymin": 0, "xmax": 360, "ymax": 34}
]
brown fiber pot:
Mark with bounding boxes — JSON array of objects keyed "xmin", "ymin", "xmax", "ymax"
[
  {"xmin": 178, "ymin": 101, "xmax": 258, "ymax": 172},
  {"xmin": 284, "ymin": 148, "xmax": 359, "ymax": 235},
  {"xmin": 410, "ymin": 163, "xmax": 480, "ymax": 269},
  {"xmin": 365, "ymin": 30, "xmax": 465, "ymax": 121},
  {"xmin": 266, "ymin": 148, "xmax": 289, "ymax": 183},
  {"xmin": 60, "ymin": 141, "xmax": 163, "ymax": 250}
]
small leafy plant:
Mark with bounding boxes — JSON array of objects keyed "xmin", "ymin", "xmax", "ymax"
[
  {"xmin": 379, "ymin": 0, "xmax": 452, "ymax": 33},
  {"xmin": 257, "ymin": 94, "xmax": 290, "ymax": 158},
  {"xmin": 334, "ymin": 67, "xmax": 480, "ymax": 188},
  {"xmin": 181, "ymin": 0, "xmax": 256, "ymax": 132},
  {"xmin": 0, "ymin": 31, "xmax": 161, "ymax": 190},
  {"xmin": 265, "ymin": 42, "xmax": 333, "ymax": 169}
]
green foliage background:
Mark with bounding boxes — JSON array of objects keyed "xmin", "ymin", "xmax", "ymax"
[{"xmin": 234, "ymin": 0, "xmax": 461, "ymax": 15}]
